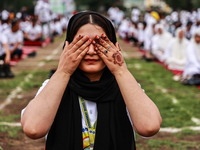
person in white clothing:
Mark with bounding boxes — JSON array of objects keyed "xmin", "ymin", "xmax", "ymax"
[
  {"xmin": 4, "ymin": 18, "xmax": 23, "ymax": 60},
  {"xmin": 137, "ymin": 22, "xmax": 147, "ymax": 48},
  {"xmin": 183, "ymin": 28, "xmax": 200, "ymax": 79},
  {"xmin": 0, "ymin": 31, "xmax": 14, "ymax": 78},
  {"xmin": 151, "ymin": 24, "xmax": 173, "ymax": 62},
  {"xmin": 24, "ymin": 17, "xmax": 42, "ymax": 42},
  {"xmin": 164, "ymin": 28, "xmax": 189, "ymax": 70},
  {"xmin": 51, "ymin": 16, "xmax": 63, "ymax": 37},
  {"xmin": 117, "ymin": 17, "xmax": 130, "ymax": 40},
  {"xmin": 21, "ymin": 11, "xmax": 162, "ymax": 150},
  {"xmin": 131, "ymin": 7, "xmax": 141, "ymax": 23},
  {"xmin": 34, "ymin": 0, "xmax": 51, "ymax": 24},
  {"xmin": 34, "ymin": 0, "xmax": 53, "ymax": 42},
  {"xmin": 0, "ymin": 10, "xmax": 11, "ymax": 33}
]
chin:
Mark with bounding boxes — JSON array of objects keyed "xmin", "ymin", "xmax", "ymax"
[
  {"xmin": 79, "ymin": 65, "xmax": 105, "ymax": 74},
  {"xmin": 80, "ymin": 67, "xmax": 103, "ymax": 73}
]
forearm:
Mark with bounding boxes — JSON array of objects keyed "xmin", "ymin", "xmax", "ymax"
[
  {"xmin": 4, "ymin": 44, "xmax": 10, "ymax": 55},
  {"xmin": 12, "ymin": 43, "xmax": 20, "ymax": 52},
  {"xmin": 3, "ymin": 44, "xmax": 10, "ymax": 63},
  {"xmin": 21, "ymin": 71, "xmax": 70, "ymax": 139},
  {"xmin": 114, "ymin": 68, "xmax": 162, "ymax": 137},
  {"xmin": 35, "ymin": 33, "xmax": 42, "ymax": 40}
]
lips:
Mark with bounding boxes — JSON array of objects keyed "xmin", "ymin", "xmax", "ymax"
[{"xmin": 84, "ymin": 59, "xmax": 99, "ymax": 63}]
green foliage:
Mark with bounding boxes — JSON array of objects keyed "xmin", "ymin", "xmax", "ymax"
[
  {"xmin": 74, "ymin": 0, "xmax": 122, "ymax": 11},
  {"xmin": 0, "ymin": 0, "xmax": 35, "ymax": 13},
  {"xmin": 163, "ymin": 0, "xmax": 200, "ymax": 10}
]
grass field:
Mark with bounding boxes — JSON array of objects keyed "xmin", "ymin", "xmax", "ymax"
[
  {"xmin": 0, "ymin": 38, "xmax": 200, "ymax": 149},
  {"xmin": 126, "ymin": 58, "xmax": 200, "ymax": 128},
  {"xmin": 125, "ymin": 58, "xmax": 200, "ymax": 150}
]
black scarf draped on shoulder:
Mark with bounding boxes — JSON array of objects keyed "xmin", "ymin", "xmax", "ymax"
[{"xmin": 46, "ymin": 11, "xmax": 136, "ymax": 150}]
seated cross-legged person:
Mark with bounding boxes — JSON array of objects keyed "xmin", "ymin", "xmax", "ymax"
[
  {"xmin": 164, "ymin": 28, "xmax": 189, "ymax": 70},
  {"xmin": 151, "ymin": 24, "xmax": 172, "ymax": 62},
  {"xmin": 182, "ymin": 29, "xmax": 200, "ymax": 85},
  {"xmin": 4, "ymin": 18, "xmax": 23, "ymax": 60},
  {"xmin": 24, "ymin": 17, "xmax": 42, "ymax": 42},
  {"xmin": 0, "ymin": 33, "xmax": 14, "ymax": 78}
]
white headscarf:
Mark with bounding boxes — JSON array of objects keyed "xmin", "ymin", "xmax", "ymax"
[
  {"xmin": 153, "ymin": 24, "xmax": 172, "ymax": 51},
  {"xmin": 171, "ymin": 28, "xmax": 188, "ymax": 60}
]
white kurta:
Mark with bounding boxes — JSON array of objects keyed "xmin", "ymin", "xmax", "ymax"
[
  {"xmin": 183, "ymin": 39, "xmax": 200, "ymax": 78},
  {"xmin": 24, "ymin": 24, "xmax": 42, "ymax": 41},
  {"xmin": 152, "ymin": 31, "xmax": 172, "ymax": 62},
  {"xmin": 165, "ymin": 37, "xmax": 189, "ymax": 70},
  {"xmin": 4, "ymin": 28, "xmax": 23, "ymax": 51}
]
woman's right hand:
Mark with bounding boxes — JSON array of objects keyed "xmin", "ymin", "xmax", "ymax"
[{"xmin": 56, "ymin": 35, "xmax": 92, "ymax": 76}]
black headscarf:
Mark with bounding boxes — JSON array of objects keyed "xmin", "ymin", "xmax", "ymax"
[{"xmin": 46, "ymin": 11, "xmax": 136, "ymax": 150}]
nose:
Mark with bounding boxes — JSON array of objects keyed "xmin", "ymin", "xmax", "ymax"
[{"xmin": 86, "ymin": 43, "xmax": 97, "ymax": 55}]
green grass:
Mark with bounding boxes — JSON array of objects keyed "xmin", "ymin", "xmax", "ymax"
[
  {"xmin": 0, "ymin": 112, "xmax": 20, "ymax": 122},
  {"xmin": 136, "ymin": 130, "xmax": 200, "ymax": 150},
  {"xmin": 0, "ymin": 69, "xmax": 49, "ymax": 100},
  {"xmin": 0, "ymin": 69, "xmax": 50, "ymax": 139},
  {"xmin": 0, "ymin": 125, "xmax": 22, "ymax": 139},
  {"xmin": 20, "ymin": 69, "xmax": 50, "ymax": 91},
  {"xmin": 146, "ymin": 139, "xmax": 200, "ymax": 150},
  {"xmin": 125, "ymin": 58, "xmax": 200, "ymax": 128}
]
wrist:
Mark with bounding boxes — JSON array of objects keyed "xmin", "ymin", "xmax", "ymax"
[
  {"xmin": 53, "ymin": 70, "xmax": 71, "ymax": 80},
  {"xmin": 113, "ymin": 66, "xmax": 128, "ymax": 77}
]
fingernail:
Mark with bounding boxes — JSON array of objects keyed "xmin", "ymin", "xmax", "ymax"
[
  {"xmin": 94, "ymin": 46, "xmax": 98, "ymax": 50},
  {"xmin": 102, "ymin": 33, "xmax": 106, "ymax": 38},
  {"xmin": 95, "ymin": 35, "xmax": 100, "ymax": 39},
  {"xmin": 92, "ymin": 40, "xmax": 96, "ymax": 44}
]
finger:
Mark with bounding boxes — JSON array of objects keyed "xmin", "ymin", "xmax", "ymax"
[
  {"xmin": 94, "ymin": 46, "xmax": 108, "ymax": 61},
  {"xmin": 115, "ymin": 42, "xmax": 121, "ymax": 51},
  {"xmin": 100, "ymin": 34, "xmax": 116, "ymax": 49},
  {"xmin": 68, "ymin": 35, "xmax": 83, "ymax": 49},
  {"xmin": 63, "ymin": 41, "xmax": 69, "ymax": 52},
  {"xmin": 95, "ymin": 43, "xmax": 109, "ymax": 56},
  {"xmin": 70, "ymin": 35, "xmax": 89, "ymax": 53},
  {"xmin": 74, "ymin": 38, "xmax": 92, "ymax": 57},
  {"xmin": 95, "ymin": 36, "xmax": 115, "ymax": 53},
  {"xmin": 76, "ymin": 46, "xmax": 89, "ymax": 61}
]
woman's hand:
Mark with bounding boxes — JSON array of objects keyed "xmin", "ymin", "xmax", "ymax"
[
  {"xmin": 94, "ymin": 36, "xmax": 162, "ymax": 137},
  {"xmin": 57, "ymin": 35, "xmax": 92, "ymax": 76},
  {"xmin": 94, "ymin": 34, "xmax": 127, "ymax": 76}
]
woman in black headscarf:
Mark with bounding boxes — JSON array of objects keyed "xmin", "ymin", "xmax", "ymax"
[{"xmin": 21, "ymin": 11, "xmax": 162, "ymax": 150}]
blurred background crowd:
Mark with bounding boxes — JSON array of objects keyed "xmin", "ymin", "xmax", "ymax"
[{"xmin": 0, "ymin": 0, "xmax": 200, "ymax": 86}]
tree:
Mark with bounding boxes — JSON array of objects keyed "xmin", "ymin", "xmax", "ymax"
[
  {"xmin": 74, "ymin": 0, "xmax": 122, "ymax": 12},
  {"xmin": 163, "ymin": 0, "xmax": 200, "ymax": 11},
  {"xmin": 0, "ymin": 0, "xmax": 35, "ymax": 13}
]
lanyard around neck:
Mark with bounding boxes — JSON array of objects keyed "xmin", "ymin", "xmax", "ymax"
[{"xmin": 80, "ymin": 96, "xmax": 97, "ymax": 149}]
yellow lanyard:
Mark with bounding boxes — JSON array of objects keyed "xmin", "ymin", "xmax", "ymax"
[{"xmin": 80, "ymin": 97, "xmax": 97, "ymax": 150}]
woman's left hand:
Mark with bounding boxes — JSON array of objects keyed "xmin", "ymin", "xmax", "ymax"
[{"xmin": 94, "ymin": 34, "xmax": 127, "ymax": 76}]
